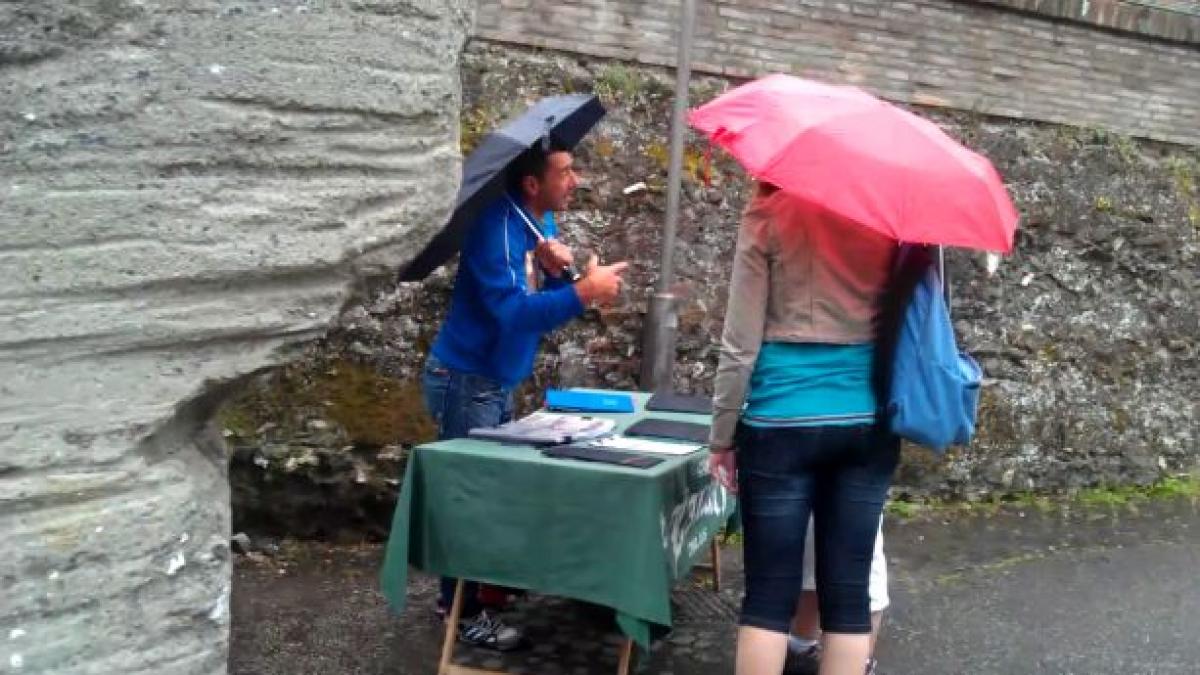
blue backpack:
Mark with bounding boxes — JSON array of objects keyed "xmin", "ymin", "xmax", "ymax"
[{"xmin": 886, "ymin": 247, "xmax": 982, "ymax": 453}]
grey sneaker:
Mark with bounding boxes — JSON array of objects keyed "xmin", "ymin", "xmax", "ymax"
[
  {"xmin": 782, "ymin": 643, "xmax": 821, "ymax": 675},
  {"xmin": 458, "ymin": 610, "xmax": 525, "ymax": 652},
  {"xmin": 865, "ymin": 657, "xmax": 879, "ymax": 675}
]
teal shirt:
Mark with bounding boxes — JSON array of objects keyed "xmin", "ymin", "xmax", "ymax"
[{"xmin": 743, "ymin": 342, "xmax": 877, "ymax": 427}]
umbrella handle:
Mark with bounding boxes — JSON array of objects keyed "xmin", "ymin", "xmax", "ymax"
[
  {"xmin": 522, "ymin": 216, "xmax": 581, "ymax": 282},
  {"xmin": 508, "ymin": 195, "xmax": 583, "ymax": 284}
]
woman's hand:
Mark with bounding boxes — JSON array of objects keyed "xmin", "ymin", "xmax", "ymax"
[{"xmin": 709, "ymin": 446, "xmax": 738, "ymax": 494}]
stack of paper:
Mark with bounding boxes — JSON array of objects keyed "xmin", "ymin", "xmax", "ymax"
[{"xmin": 469, "ymin": 412, "xmax": 616, "ymax": 445}]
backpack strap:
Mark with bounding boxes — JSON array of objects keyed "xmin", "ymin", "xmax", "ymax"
[
  {"xmin": 872, "ymin": 244, "xmax": 936, "ymax": 414},
  {"xmin": 937, "ymin": 245, "xmax": 952, "ymax": 316}
]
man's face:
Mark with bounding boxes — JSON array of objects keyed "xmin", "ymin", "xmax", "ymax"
[{"xmin": 525, "ymin": 151, "xmax": 579, "ymax": 213}]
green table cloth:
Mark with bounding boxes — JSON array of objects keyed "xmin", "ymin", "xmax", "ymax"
[{"xmin": 380, "ymin": 391, "xmax": 735, "ymax": 647}]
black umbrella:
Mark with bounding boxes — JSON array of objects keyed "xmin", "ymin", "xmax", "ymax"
[{"xmin": 398, "ymin": 93, "xmax": 606, "ymax": 282}]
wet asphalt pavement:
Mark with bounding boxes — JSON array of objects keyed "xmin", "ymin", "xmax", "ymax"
[{"xmin": 230, "ymin": 497, "xmax": 1199, "ymax": 675}]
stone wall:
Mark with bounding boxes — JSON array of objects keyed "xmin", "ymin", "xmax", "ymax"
[
  {"xmin": 223, "ymin": 42, "xmax": 1198, "ymax": 539},
  {"xmin": 475, "ymin": 0, "xmax": 1200, "ymax": 146},
  {"xmin": 0, "ymin": 1, "xmax": 472, "ymax": 673},
  {"xmin": 970, "ymin": 0, "xmax": 1200, "ymax": 43}
]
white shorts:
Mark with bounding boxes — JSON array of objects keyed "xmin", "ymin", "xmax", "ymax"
[{"xmin": 800, "ymin": 516, "xmax": 889, "ymax": 613}]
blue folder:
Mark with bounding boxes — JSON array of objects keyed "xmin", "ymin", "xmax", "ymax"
[{"xmin": 545, "ymin": 389, "xmax": 635, "ymax": 414}]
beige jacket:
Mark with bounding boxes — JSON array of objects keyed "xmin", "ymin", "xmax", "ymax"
[{"xmin": 710, "ymin": 188, "xmax": 896, "ymax": 448}]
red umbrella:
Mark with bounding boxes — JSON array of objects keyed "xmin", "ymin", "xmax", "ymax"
[{"xmin": 690, "ymin": 74, "xmax": 1018, "ymax": 253}]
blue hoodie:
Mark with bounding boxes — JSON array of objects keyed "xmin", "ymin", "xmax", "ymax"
[{"xmin": 429, "ymin": 195, "xmax": 585, "ymax": 387}]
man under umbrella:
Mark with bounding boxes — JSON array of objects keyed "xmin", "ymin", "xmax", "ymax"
[{"xmin": 418, "ymin": 128, "xmax": 628, "ymax": 649}]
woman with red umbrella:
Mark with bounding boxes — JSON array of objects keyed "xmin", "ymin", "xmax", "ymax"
[
  {"xmin": 698, "ymin": 75, "xmax": 1017, "ymax": 675},
  {"xmin": 709, "ymin": 181, "xmax": 902, "ymax": 675}
]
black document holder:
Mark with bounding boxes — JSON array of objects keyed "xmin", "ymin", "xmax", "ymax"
[
  {"xmin": 644, "ymin": 391, "xmax": 713, "ymax": 415},
  {"xmin": 624, "ymin": 418, "xmax": 711, "ymax": 444}
]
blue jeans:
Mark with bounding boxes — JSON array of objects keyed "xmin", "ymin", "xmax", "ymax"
[
  {"xmin": 736, "ymin": 422, "xmax": 900, "ymax": 634},
  {"xmin": 422, "ymin": 354, "xmax": 514, "ymax": 618}
]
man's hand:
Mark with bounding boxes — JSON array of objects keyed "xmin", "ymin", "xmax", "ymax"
[
  {"xmin": 534, "ymin": 239, "xmax": 574, "ymax": 278},
  {"xmin": 574, "ymin": 255, "xmax": 628, "ymax": 306}
]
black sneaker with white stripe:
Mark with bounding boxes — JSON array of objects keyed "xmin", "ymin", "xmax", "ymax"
[
  {"xmin": 457, "ymin": 610, "xmax": 525, "ymax": 652},
  {"xmin": 783, "ymin": 643, "xmax": 821, "ymax": 675},
  {"xmin": 783, "ymin": 643, "xmax": 878, "ymax": 675}
]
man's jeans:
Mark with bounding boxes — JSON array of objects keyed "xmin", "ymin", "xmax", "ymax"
[{"xmin": 422, "ymin": 354, "xmax": 514, "ymax": 617}]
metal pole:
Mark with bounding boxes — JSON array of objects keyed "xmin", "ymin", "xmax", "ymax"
[
  {"xmin": 659, "ymin": 0, "xmax": 696, "ymax": 295},
  {"xmin": 640, "ymin": 0, "xmax": 697, "ymax": 392}
]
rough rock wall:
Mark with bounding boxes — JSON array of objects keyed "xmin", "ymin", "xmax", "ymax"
[
  {"xmin": 221, "ymin": 41, "xmax": 1197, "ymax": 537},
  {"xmin": 0, "ymin": 1, "xmax": 472, "ymax": 673},
  {"xmin": 484, "ymin": 45, "xmax": 1200, "ymax": 499}
]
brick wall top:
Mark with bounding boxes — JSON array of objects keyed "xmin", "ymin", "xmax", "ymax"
[
  {"xmin": 966, "ymin": 0, "xmax": 1200, "ymax": 43},
  {"xmin": 475, "ymin": 0, "xmax": 1200, "ymax": 146}
]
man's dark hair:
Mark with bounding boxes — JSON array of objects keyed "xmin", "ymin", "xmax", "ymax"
[{"xmin": 506, "ymin": 138, "xmax": 570, "ymax": 195}]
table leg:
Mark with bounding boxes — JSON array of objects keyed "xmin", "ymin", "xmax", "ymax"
[
  {"xmin": 435, "ymin": 584, "xmax": 644, "ymax": 675},
  {"xmin": 438, "ymin": 579, "xmax": 466, "ymax": 674},
  {"xmin": 709, "ymin": 536, "xmax": 722, "ymax": 592},
  {"xmin": 437, "ymin": 580, "xmax": 509, "ymax": 675},
  {"xmin": 616, "ymin": 638, "xmax": 634, "ymax": 675},
  {"xmin": 695, "ymin": 536, "xmax": 723, "ymax": 591}
]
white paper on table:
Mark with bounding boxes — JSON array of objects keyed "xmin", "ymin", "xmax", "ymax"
[{"xmin": 589, "ymin": 436, "xmax": 703, "ymax": 456}]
